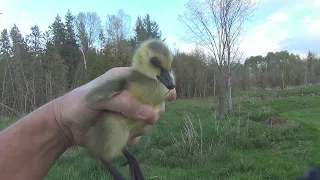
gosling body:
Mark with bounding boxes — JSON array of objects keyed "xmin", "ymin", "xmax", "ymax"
[
  {"xmin": 85, "ymin": 70, "xmax": 171, "ymax": 160},
  {"xmin": 84, "ymin": 38, "xmax": 175, "ymax": 179}
]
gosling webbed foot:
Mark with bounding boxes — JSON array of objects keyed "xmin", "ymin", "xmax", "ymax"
[
  {"xmin": 122, "ymin": 148, "xmax": 145, "ymax": 180},
  {"xmin": 100, "ymin": 157, "xmax": 126, "ymax": 180}
]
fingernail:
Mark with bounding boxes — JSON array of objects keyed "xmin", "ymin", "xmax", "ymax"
[{"xmin": 136, "ymin": 106, "xmax": 154, "ymax": 120}]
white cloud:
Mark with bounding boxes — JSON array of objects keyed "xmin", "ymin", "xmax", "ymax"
[
  {"xmin": 300, "ymin": 15, "xmax": 320, "ymax": 36},
  {"xmin": 251, "ymin": 0, "xmax": 259, "ymax": 3},
  {"xmin": 177, "ymin": 42, "xmax": 196, "ymax": 54},
  {"xmin": 301, "ymin": 15, "xmax": 314, "ymax": 24},
  {"xmin": 314, "ymin": 0, "xmax": 320, "ymax": 7},
  {"xmin": 307, "ymin": 18, "xmax": 320, "ymax": 36},
  {"xmin": 297, "ymin": 52, "xmax": 308, "ymax": 59},
  {"xmin": 21, "ymin": 11, "xmax": 29, "ymax": 17},
  {"xmin": 0, "ymin": 1, "xmax": 4, "ymax": 13},
  {"xmin": 267, "ymin": 12, "xmax": 288, "ymax": 23},
  {"xmin": 175, "ymin": 11, "xmax": 290, "ymax": 58},
  {"xmin": 240, "ymin": 11, "xmax": 289, "ymax": 57}
]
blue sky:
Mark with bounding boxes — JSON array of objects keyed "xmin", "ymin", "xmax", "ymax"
[{"xmin": 0, "ymin": 0, "xmax": 320, "ymax": 58}]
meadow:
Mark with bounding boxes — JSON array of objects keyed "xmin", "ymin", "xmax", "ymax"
[{"xmin": 1, "ymin": 86, "xmax": 320, "ymax": 180}]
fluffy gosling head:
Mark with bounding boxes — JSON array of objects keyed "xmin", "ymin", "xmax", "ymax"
[{"xmin": 132, "ymin": 38, "xmax": 175, "ymax": 90}]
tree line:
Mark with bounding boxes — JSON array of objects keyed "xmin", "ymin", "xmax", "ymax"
[{"xmin": 0, "ymin": 7, "xmax": 319, "ymax": 119}]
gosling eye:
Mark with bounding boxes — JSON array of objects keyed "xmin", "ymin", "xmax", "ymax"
[{"xmin": 150, "ymin": 57, "xmax": 162, "ymax": 68}]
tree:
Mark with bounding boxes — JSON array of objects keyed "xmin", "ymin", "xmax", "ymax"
[
  {"xmin": 63, "ymin": 10, "xmax": 82, "ymax": 89},
  {"xmin": 73, "ymin": 11, "xmax": 103, "ymax": 83},
  {"xmin": 0, "ymin": 29, "xmax": 14, "ymax": 116},
  {"xmin": 0, "ymin": 29, "xmax": 12, "ymax": 57},
  {"xmin": 42, "ymin": 42, "xmax": 68, "ymax": 101},
  {"xmin": 26, "ymin": 25, "xmax": 44, "ymax": 57},
  {"xmin": 105, "ymin": 9, "xmax": 131, "ymax": 45},
  {"xmin": 74, "ymin": 11, "xmax": 102, "ymax": 54},
  {"xmin": 26, "ymin": 25, "xmax": 46, "ymax": 107},
  {"xmin": 131, "ymin": 14, "xmax": 164, "ymax": 49},
  {"xmin": 10, "ymin": 24, "xmax": 35, "ymax": 113},
  {"xmin": 104, "ymin": 9, "xmax": 132, "ymax": 67},
  {"xmin": 306, "ymin": 51, "xmax": 316, "ymax": 84},
  {"xmin": 49, "ymin": 15, "xmax": 66, "ymax": 51},
  {"xmin": 2, "ymin": 8, "xmax": 320, "ymax": 121},
  {"xmin": 178, "ymin": 0, "xmax": 257, "ymax": 119}
]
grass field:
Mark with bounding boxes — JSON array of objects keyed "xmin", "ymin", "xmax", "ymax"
[{"xmin": 1, "ymin": 87, "xmax": 320, "ymax": 180}]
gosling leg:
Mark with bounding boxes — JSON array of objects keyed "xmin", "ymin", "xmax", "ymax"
[
  {"xmin": 122, "ymin": 148, "xmax": 145, "ymax": 180},
  {"xmin": 100, "ymin": 158, "xmax": 126, "ymax": 180}
]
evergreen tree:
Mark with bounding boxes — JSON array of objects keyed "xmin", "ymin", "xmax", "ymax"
[
  {"xmin": 26, "ymin": 25, "xmax": 44, "ymax": 57},
  {"xmin": 131, "ymin": 14, "xmax": 164, "ymax": 49},
  {"xmin": 306, "ymin": 51, "xmax": 316, "ymax": 84},
  {"xmin": 26, "ymin": 25, "xmax": 47, "ymax": 106},
  {"xmin": 63, "ymin": 10, "xmax": 81, "ymax": 89},
  {"xmin": 0, "ymin": 29, "xmax": 13, "ymax": 115},
  {"xmin": 0, "ymin": 29, "xmax": 12, "ymax": 57},
  {"xmin": 10, "ymin": 24, "xmax": 35, "ymax": 113},
  {"xmin": 43, "ymin": 42, "xmax": 68, "ymax": 100},
  {"xmin": 49, "ymin": 14, "xmax": 66, "ymax": 51}
]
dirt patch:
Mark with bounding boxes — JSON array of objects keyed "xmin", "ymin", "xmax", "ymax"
[{"xmin": 263, "ymin": 116, "xmax": 300, "ymax": 126}]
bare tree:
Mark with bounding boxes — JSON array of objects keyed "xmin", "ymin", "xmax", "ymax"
[
  {"xmin": 105, "ymin": 9, "xmax": 132, "ymax": 63},
  {"xmin": 105, "ymin": 9, "xmax": 131, "ymax": 44},
  {"xmin": 74, "ymin": 12, "xmax": 102, "ymax": 54},
  {"xmin": 223, "ymin": 0, "xmax": 257, "ymax": 115},
  {"xmin": 178, "ymin": 0, "xmax": 257, "ymax": 119}
]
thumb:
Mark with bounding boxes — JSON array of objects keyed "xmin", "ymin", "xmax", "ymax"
[{"xmin": 102, "ymin": 90, "xmax": 156, "ymax": 125}]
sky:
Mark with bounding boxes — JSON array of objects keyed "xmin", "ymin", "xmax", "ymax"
[{"xmin": 0, "ymin": 0, "xmax": 320, "ymax": 59}]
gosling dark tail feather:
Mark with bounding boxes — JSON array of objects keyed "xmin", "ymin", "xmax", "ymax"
[{"xmin": 100, "ymin": 148, "xmax": 145, "ymax": 180}]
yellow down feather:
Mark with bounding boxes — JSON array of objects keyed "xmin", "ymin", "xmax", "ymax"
[{"xmin": 85, "ymin": 38, "xmax": 175, "ymax": 161}]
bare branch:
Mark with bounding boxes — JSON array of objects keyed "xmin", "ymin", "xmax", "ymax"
[{"xmin": 0, "ymin": 102, "xmax": 19, "ymax": 115}]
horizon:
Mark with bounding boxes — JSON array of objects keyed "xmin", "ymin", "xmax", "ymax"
[{"xmin": 1, "ymin": 0, "xmax": 320, "ymax": 60}]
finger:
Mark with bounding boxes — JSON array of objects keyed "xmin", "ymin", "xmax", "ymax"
[
  {"xmin": 129, "ymin": 125, "xmax": 153, "ymax": 139},
  {"xmin": 158, "ymin": 102, "xmax": 165, "ymax": 116},
  {"xmin": 88, "ymin": 67, "xmax": 131, "ymax": 87},
  {"xmin": 103, "ymin": 90, "xmax": 155, "ymax": 123},
  {"xmin": 167, "ymin": 89, "xmax": 177, "ymax": 101},
  {"xmin": 108, "ymin": 67, "xmax": 131, "ymax": 76},
  {"xmin": 145, "ymin": 113, "xmax": 158, "ymax": 125},
  {"xmin": 127, "ymin": 136, "xmax": 142, "ymax": 146},
  {"xmin": 146, "ymin": 101, "xmax": 167, "ymax": 125},
  {"xmin": 127, "ymin": 124, "xmax": 153, "ymax": 145},
  {"xmin": 127, "ymin": 102, "xmax": 166, "ymax": 146}
]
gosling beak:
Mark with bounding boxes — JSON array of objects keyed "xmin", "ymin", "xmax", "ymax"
[{"xmin": 157, "ymin": 70, "xmax": 175, "ymax": 90}]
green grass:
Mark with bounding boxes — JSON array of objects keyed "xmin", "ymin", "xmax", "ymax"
[
  {"xmin": 233, "ymin": 85, "xmax": 320, "ymax": 98},
  {"xmin": 1, "ymin": 87, "xmax": 320, "ymax": 179}
]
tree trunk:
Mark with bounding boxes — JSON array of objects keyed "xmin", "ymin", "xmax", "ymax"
[
  {"xmin": 217, "ymin": 69, "xmax": 225, "ymax": 119},
  {"xmin": 203, "ymin": 76, "xmax": 207, "ymax": 97},
  {"xmin": 1, "ymin": 61, "xmax": 7, "ymax": 116},
  {"xmin": 281, "ymin": 69, "xmax": 285, "ymax": 89},
  {"xmin": 304, "ymin": 64, "xmax": 308, "ymax": 87},
  {"xmin": 7, "ymin": 60, "xmax": 16, "ymax": 112},
  {"xmin": 226, "ymin": 41, "xmax": 233, "ymax": 116},
  {"xmin": 213, "ymin": 75, "xmax": 216, "ymax": 96},
  {"xmin": 226, "ymin": 71, "xmax": 232, "ymax": 116},
  {"xmin": 194, "ymin": 76, "xmax": 198, "ymax": 98}
]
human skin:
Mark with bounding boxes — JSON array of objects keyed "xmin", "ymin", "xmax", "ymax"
[{"xmin": 0, "ymin": 67, "xmax": 177, "ymax": 180}]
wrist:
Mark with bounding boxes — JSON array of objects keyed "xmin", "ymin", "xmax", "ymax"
[
  {"xmin": 50, "ymin": 97, "xmax": 74, "ymax": 148},
  {"xmin": 0, "ymin": 98, "xmax": 72, "ymax": 180}
]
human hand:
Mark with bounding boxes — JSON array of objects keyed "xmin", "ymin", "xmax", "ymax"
[{"xmin": 53, "ymin": 67, "xmax": 177, "ymax": 147}]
